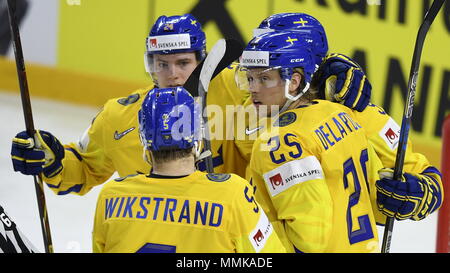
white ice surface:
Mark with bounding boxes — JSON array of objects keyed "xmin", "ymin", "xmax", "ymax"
[{"xmin": 0, "ymin": 90, "xmax": 439, "ymax": 253}]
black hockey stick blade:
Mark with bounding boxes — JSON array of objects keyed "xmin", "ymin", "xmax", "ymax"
[
  {"xmin": 381, "ymin": 0, "xmax": 446, "ymax": 253},
  {"xmin": 183, "ymin": 39, "xmax": 243, "ymax": 97},
  {"xmin": 6, "ymin": 0, "xmax": 53, "ymax": 253}
]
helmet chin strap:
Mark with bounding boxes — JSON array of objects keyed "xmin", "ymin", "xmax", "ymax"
[{"xmin": 279, "ymin": 79, "xmax": 310, "ymax": 114}]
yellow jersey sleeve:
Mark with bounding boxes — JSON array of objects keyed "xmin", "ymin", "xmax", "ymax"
[
  {"xmin": 355, "ymin": 103, "xmax": 436, "ymax": 174},
  {"xmin": 354, "ymin": 103, "xmax": 444, "ymax": 224},
  {"xmin": 43, "ymin": 87, "xmax": 152, "ymax": 195},
  {"xmin": 229, "ymin": 176, "xmax": 286, "ymax": 253},
  {"xmin": 247, "ymin": 170, "xmax": 295, "ymax": 252}
]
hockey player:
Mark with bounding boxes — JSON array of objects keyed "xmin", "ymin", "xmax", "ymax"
[
  {"xmin": 237, "ymin": 12, "xmax": 443, "ymax": 228},
  {"xmin": 234, "ymin": 12, "xmax": 372, "ymax": 173},
  {"xmin": 241, "ymin": 30, "xmax": 380, "ymax": 252},
  {"xmin": 10, "ymin": 13, "xmax": 374, "ymax": 197},
  {"xmin": 241, "ymin": 30, "xmax": 443, "ymax": 252},
  {"xmin": 252, "ymin": 13, "xmax": 371, "ymax": 112},
  {"xmin": 10, "ymin": 14, "xmax": 249, "ymax": 195},
  {"xmin": 92, "ymin": 86, "xmax": 286, "ymax": 253}
]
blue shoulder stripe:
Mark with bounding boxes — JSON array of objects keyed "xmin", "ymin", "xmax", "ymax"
[
  {"xmin": 65, "ymin": 147, "xmax": 83, "ymax": 161},
  {"xmin": 45, "ymin": 181, "xmax": 83, "ymax": 195},
  {"xmin": 45, "ymin": 182, "xmax": 61, "ymax": 189},
  {"xmin": 57, "ymin": 184, "xmax": 83, "ymax": 195}
]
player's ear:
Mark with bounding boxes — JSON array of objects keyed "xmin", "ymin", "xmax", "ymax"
[{"xmin": 289, "ymin": 72, "xmax": 302, "ymax": 95}]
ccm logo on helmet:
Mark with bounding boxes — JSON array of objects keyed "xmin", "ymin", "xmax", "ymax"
[{"xmin": 290, "ymin": 58, "xmax": 304, "ymax": 63}]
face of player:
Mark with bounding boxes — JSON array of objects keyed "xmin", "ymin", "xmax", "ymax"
[
  {"xmin": 153, "ymin": 52, "xmax": 199, "ymax": 88},
  {"xmin": 247, "ymin": 68, "xmax": 304, "ymax": 117},
  {"xmin": 246, "ymin": 68, "xmax": 286, "ymax": 117}
]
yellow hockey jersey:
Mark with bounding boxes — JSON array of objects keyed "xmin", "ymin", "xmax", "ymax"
[
  {"xmin": 249, "ymin": 100, "xmax": 380, "ymax": 253},
  {"xmin": 43, "ymin": 65, "xmax": 249, "ymax": 195},
  {"xmin": 92, "ymin": 171, "xmax": 286, "ymax": 253},
  {"xmin": 237, "ymin": 100, "xmax": 443, "ymax": 222}
]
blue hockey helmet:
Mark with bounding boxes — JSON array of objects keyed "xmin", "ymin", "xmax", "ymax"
[
  {"xmin": 241, "ymin": 31, "xmax": 316, "ymax": 87},
  {"xmin": 145, "ymin": 14, "xmax": 207, "ymax": 73},
  {"xmin": 138, "ymin": 86, "xmax": 201, "ymax": 151},
  {"xmin": 253, "ymin": 13, "xmax": 328, "ymax": 65}
]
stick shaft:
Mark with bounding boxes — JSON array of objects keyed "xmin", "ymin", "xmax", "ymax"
[
  {"xmin": 381, "ymin": 0, "xmax": 446, "ymax": 253},
  {"xmin": 6, "ymin": 0, "xmax": 53, "ymax": 253}
]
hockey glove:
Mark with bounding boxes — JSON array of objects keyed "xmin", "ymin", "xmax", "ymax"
[
  {"xmin": 376, "ymin": 167, "xmax": 442, "ymax": 221},
  {"xmin": 316, "ymin": 53, "xmax": 371, "ymax": 112},
  {"xmin": 11, "ymin": 130, "xmax": 65, "ymax": 178}
]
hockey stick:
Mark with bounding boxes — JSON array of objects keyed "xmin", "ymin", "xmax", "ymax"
[
  {"xmin": 6, "ymin": 0, "xmax": 53, "ymax": 253},
  {"xmin": 183, "ymin": 39, "xmax": 243, "ymax": 98},
  {"xmin": 381, "ymin": 0, "xmax": 446, "ymax": 253},
  {"xmin": 0, "ymin": 205, "xmax": 38, "ymax": 253},
  {"xmin": 183, "ymin": 39, "xmax": 243, "ymax": 173}
]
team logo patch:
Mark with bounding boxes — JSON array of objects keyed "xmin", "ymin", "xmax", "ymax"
[
  {"xmin": 268, "ymin": 173, "xmax": 283, "ymax": 190},
  {"xmin": 162, "ymin": 113, "xmax": 170, "ymax": 130},
  {"xmin": 118, "ymin": 94, "xmax": 140, "ymax": 106},
  {"xmin": 274, "ymin": 112, "xmax": 297, "ymax": 127},
  {"xmin": 206, "ymin": 173, "xmax": 231, "ymax": 182},
  {"xmin": 263, "ymin": 156, "xmax": 323, "ymax": 197},
  {"xmin": 249, "ymin": 212, "xmax": 273, "ymax": 252},
  {"xmin": 379, "ymin": 118, "xmax": 401, "ymax": 150},
  {"xmin": 253, "ymin": 230, "xmax": 264, "ymax": 246},
  {"xmin": 163, "ymin": 23, "xmax": 174, "ymax": 31},
  {"xmin": 149, "ymin": 38, "xmax": 157, "ymax": 48}
]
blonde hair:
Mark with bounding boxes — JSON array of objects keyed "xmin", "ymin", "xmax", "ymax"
[{"xmin": 292, "ymin": 68, "xmax": 319, "ymax": 103}]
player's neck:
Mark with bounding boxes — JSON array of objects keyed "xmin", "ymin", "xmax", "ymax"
[
  {"xmin": 286, "ymin": 94, "xmax": 314, "ymax": 111},
  {"xmin": 286, "ymin": 99, "xmax": 304, "ymax": 110},
  {"xmin": 151, "ymin": 156, "xmax": 196, "ymax": 176}
]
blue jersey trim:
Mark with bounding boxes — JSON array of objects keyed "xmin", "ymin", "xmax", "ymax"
[
  {"xmin": 422, "ymin": 166, "xmax": 442, "ymax": 178},
  {"xmin": 57, "ymin": 184, "xmax": 83, "ymax": 195},
  {"xmin": 293, "ymin": 245, "xmax": 304, "ymax": 253},
  {"xmin": 65, "ymin": 147, "xmax": 82, "ymax": 161},
  {"xmin": 136, "ymin": 243, "xmax": 176, "ymax": 253}
]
